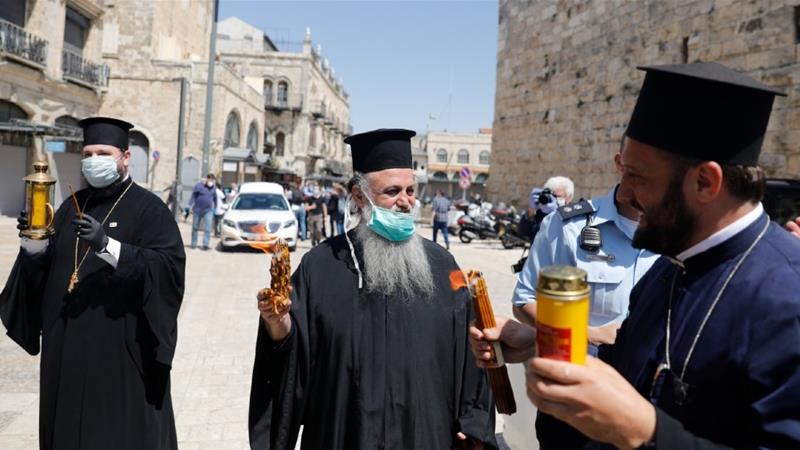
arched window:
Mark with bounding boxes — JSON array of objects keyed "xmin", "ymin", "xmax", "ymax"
[
  {"xmin": 431, "ymin": 171, "xmax": 448, "ymax": 181},
  {"xmin": 0, "ymin": 100, "xmax": 28, "ymax": 122},
  {"xmin": 457, "ymin": 149, "xmax": 469, "ymax": 164},
  {"xmin": 55, "ymin": 115, "xmax": 80, "ymax": 129},
  {"xmin": 479, "ymin": 150, "xmax": 490, "ymax": 165},
  {"xmin": 436, "ymin": 149, "xmax": 447, "ymax": 163},
  {"xmin": 263, "ymin": 80, "xmax": 273, "ymax": 106},
  {"xmin": 263, "ymin": 130, "xmax": 270, "ymax": 154},
  {"xmin": 128, "ymin": 131, "xmax": 150, "ymax": 183},
  {"xmin": 275, "ymin": 132, "xmax": 285, "ymax": 156},
  {"xmin": 277, "ymin": 81, "xmax": 288, "ymax": 107},
  {"xmin": 224, "ymin": 111, "xmax": 241, "ymax": 148},
  {"xmin": 309, "ymin": 124, "xmax": 317, "ymax": 148},
  {"xmin": 247, "ymin": 122, "xmax": 259, "ymax": 152}
]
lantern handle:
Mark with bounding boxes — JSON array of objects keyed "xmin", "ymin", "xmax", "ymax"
[{"xmin": 45, "ymin": 203, "xmax": 55, "ymax": 229}]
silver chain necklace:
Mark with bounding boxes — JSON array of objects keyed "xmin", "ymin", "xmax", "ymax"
[{"xmin": 656, "ymin": 218, "xmax": 769, "ymax": 405}]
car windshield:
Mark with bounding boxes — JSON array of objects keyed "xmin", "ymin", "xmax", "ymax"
[{"xmin": 232, "ymin": 193, "xmax": 288, "ymax": 211}]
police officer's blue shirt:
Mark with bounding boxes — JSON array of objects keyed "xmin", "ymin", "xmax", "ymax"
[{"xmin": 511, "ymin": 187, "xmax": 659, "ymax": 327}]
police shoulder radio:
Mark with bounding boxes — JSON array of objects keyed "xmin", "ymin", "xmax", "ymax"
[{"xmin": 557, "ymin": 199, "xmax": 602, "ymax": 253}]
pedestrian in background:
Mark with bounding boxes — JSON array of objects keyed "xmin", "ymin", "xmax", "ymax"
[
  {"xmin": 431, "ymin": 190, "xmax": 451, "ymax": 250},
  {"xmin": 328, "ymin": 184, "xmax": 346, "ymax": 236},
  {"xmin": 542, "ymin": 175, "xmax": 574, "ymax": 206},
  {"xmin": 305, "ymin": 185, "xmax": 326, "ymax": 245},
  {"xmin": 213, "ymin": 182, "xmax": 226, "ymax": 237},
  {"xmin": 189, "ymin": 173, "xmax": 217, "ymax": 250},
  {"xmin": 289, "ymin": 179, "xmax": 306, "ymax": 241},
  {"xmin": 225, "ymin": 182, "xmax": 238, "ymax": 204}
]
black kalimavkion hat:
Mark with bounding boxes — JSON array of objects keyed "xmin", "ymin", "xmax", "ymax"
[
  {"xmin": 78, "ymin": 116, "xmax": 134, "ymax": 150},
  {"xmin": 344, "ymin": 128, "xmax": 415, "ymax": 173},
  {"xmin": 625, "ymin": 62, "xmax": 785, "ymax": 166}
]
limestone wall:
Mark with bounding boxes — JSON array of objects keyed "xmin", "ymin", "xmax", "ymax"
[{"xmin": 489, "ymin": 0, "xmax": 800, "ymax": 206}]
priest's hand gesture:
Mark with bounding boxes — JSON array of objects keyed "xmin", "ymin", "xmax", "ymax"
[
  {"xmin": 72, "ymin": 213, "xmax": 109, "ymax": 252},
  {"xmin": 525, "ymin": 356, "xmax": 656, "ymax": 450},
  {"xmin": 257, "ymin": 287, "xmax": 292, "ymax": 342},
  {"xmin": 469, "ymin": 315, "xmax": 537, "ymax": 368},
  {"xmin": 17, "ymin": 210, "xmax": 29, "ymax": 232}
]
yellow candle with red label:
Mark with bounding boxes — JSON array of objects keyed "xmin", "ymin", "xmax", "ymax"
[
  {"xmin": 536, "ymin": 266, "xmax": 590, "ymax": 365},
  {"xmin": 30, "ymin": 184, "xmax": 48, "ymax": 228}
]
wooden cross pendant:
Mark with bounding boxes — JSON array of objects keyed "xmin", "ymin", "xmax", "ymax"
[{"xmin": 67, "ymin": 271, "xmax": 79, "ymax": 294}]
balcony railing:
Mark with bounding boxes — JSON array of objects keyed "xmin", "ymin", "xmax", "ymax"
[
  {"xmin": 62, "ymin": 49, "xmax": 109, "ymax": 89},
  {"xmin": 0, "ymin": 18, "xmax": 48, "ymax": 68}
]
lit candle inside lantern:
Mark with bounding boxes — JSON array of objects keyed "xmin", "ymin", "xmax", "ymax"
[{"xmin": 30, "ymin": 184, "xmax": 48, "ymax": 227}]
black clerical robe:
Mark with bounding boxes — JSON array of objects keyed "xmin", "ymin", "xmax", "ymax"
[
  {"xmin": 607, "ymin": 213, "xmax": 800, "ymax": 448},
  {"xmin": 0, "ymin": 178, "xmax": 185, "ymax": 450},
  {"xmin": 248, "ymin": 232, "xmax": 498, "ymax": 450}
]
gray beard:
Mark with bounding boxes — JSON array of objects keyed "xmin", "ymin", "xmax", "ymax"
[{"xmin": 353, "ymin": 223, "xmax": 435, "ymax": 301}]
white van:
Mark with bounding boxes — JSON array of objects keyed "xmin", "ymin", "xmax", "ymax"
[{"xmin": 220, "ymin": 182, "xmax": 298, "ymax": 251}]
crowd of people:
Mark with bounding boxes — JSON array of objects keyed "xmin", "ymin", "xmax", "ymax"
[
  {"xmin": 1, "ymin": 61, "xmax": 800, "ymax": 450},
  {"xmin": 286, "ymin": 179, "xmax": 348, "ymax": 245}
]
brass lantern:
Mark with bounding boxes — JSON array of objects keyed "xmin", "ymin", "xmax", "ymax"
[{"xmin": 20, "ymin": 161, "xmax": 57, "ymax": 239}]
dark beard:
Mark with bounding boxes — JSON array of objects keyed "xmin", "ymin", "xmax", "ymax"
[{"xmin": 632, "ymin": 174, "xmax": 697, "ymax": 257}]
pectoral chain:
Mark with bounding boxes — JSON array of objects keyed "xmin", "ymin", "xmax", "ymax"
[{"xmin": 67, "ymin": 181, "xmax": 133, "ymax": 294}]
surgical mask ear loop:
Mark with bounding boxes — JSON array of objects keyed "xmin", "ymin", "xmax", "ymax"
[{"xmin": 343, "ymin": 194, "xmax": 363, "ymax": 289}]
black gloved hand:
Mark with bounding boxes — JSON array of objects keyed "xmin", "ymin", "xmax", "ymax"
[
  {"xmin": 17, "ymin": 210, "xmax": 29, "ymax": 232},
  {"xmin": 72, "ymin": 213, "xmax": 109, "ymax": 252}
]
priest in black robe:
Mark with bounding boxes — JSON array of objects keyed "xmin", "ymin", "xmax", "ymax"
[
  {"xmin": 248, "ymin": 129, "xmax": 498, "ymax": 450},
  {"xmin": 469, "ymin": 62, "xmax": 800, "ymax": 449},
  {"xmin": 0, "ymin": 117, "xmax": 185, "ymax": 450}
]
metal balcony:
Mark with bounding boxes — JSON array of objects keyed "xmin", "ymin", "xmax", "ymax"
[
  {"xmin": 62, "ymin": 49, "xmax": 109, "ymax": 89},
  {"xmin": 0, "ymin": 18, "xmax": 48, "ymax": 68}
]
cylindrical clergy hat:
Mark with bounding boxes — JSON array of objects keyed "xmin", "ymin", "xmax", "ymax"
[
  {"xmin": 78, "ymin": 116, "xmax": 134, "ymax": 150},
  {"xmin": 344, "ymin": 128, "xmax": 415, "ymax": 173},
  {"xmin": 625, "ymin": 62, "xmax": 785, "ymax": 166}
]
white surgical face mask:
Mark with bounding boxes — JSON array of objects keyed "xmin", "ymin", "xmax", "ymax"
[
  {"xmin": 81, "ymin": 155, "xmax": 121, "ymax": 188},
  {"xmin": 556, "ymin": 197, "xmax": 567, "ymax": 207}
]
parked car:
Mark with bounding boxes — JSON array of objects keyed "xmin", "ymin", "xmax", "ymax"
[
  {"xmin": 764, "ymin": 178, "xmax": 800, "ymax": 226},
  {"xmin": 220, "ymin": 182, "xmax": 298, "ymax": 251}
]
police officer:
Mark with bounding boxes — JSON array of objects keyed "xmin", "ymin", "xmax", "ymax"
[
  {"xmin": 510, "ymin": 158, "xmax": 659, "ymax": 450},
  {"xmin": 511, "ymin": 159, "xmax": 657, "ymax": 351}
]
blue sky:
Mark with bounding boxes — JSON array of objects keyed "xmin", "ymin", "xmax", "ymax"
[{"xmin": 219, "ymin": 0, "xmax": 499, "ymax": 135}]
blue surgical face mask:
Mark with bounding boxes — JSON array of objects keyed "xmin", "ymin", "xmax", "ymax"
[
  {"xmin": 365, "ymin": 196, "xmax": 416, "ymax": 242},
  {"xmin": 81, "ymin": 155, "xmax": 121, "ymax": 188}
]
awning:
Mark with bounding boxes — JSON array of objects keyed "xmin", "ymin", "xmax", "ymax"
[
  {"xmin": 223, "ymin": 147, "xmax": 272, "ymax": 167},
  {"xmin": 0, "ymin": 119, "xmax": 83, "ymax": 138}
]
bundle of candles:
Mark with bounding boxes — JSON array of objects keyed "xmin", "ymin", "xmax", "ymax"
[
  {"xmin": 450, "ymin": 269, "xmax": 517, "ymax": 415},
  {"xmin": 249, "ymin": 230, "xmax": 291, "ymax": 314}
]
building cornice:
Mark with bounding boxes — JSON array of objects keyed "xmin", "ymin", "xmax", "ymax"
[{"xmin": 68, "ymin": 0, "xmax": 104, "ymax": 19}]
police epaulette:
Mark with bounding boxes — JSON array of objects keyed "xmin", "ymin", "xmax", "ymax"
[{"xmin": 557, "ymin": 199, "xmax": 595, "ymax": 220}]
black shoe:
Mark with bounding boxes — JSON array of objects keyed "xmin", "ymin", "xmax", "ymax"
[{"xmin": 202, "ymin": 246, "xmax": 210, "ymax": 251}]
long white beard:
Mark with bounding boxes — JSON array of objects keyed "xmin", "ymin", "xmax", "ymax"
[{"xmin": 353, "ymin": 221, "xmax": 435, "ymax": 301}]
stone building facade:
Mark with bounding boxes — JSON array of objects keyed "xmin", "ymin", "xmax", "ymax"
[
  {"xmin": 99, "ymin": 1, "xmax": 265, "ymax": 202},
  {"xmin": 0, "ymin": 0, "xmax": 108, "ymax": 216},
  {"xmin": 425, "ymin": 130, "xmax": 492, "ymax": 200},
  {"xmin": 217, "ymin": 17, "xmax": 352, "ymax": 184},
  {"xmin": 489, "ymin": 0, "xmax": 800, "ymax": 207}
]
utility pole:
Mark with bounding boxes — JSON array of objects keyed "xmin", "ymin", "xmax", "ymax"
[
  {"xmin": 201, "ymin": 0, "xmax": 219, "ymax": 177},
  {"xmin": 174, "ymin": 77, "xmax": 188, "ymax": 219}
]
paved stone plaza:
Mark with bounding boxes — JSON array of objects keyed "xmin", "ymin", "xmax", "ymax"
[{"xmin": 0, "ymin": 216, "xmax": 538, "ymax": 449}]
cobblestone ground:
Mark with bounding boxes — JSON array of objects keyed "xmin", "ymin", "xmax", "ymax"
[{"xmin": 0, "ymin": 216, "xmax": 537, "ymax": 449}]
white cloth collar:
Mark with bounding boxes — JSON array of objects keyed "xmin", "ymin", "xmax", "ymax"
[{"xmin": 676, "ymin": 203, "xmax": 763, "ymax": 261}]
